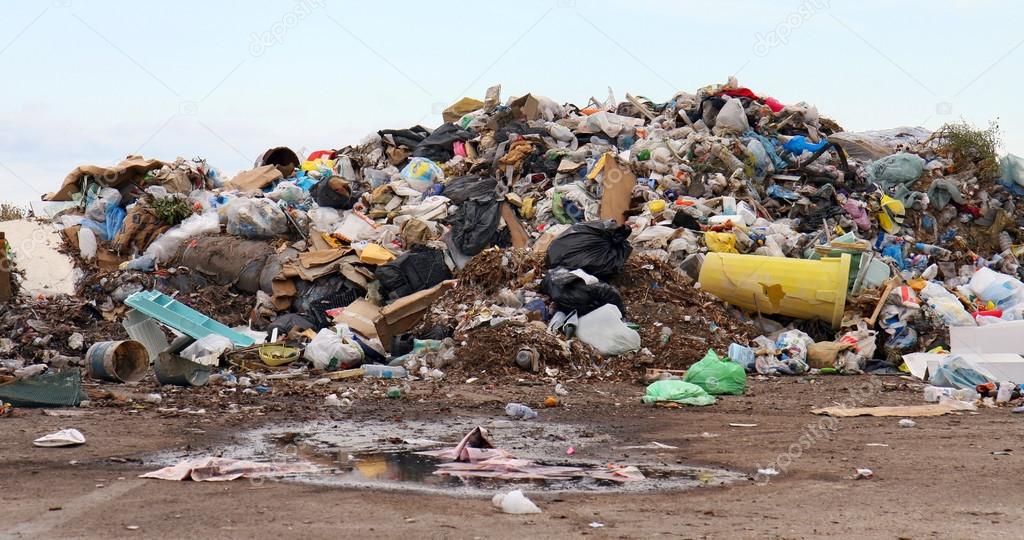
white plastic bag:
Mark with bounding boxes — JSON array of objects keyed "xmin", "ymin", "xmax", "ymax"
[
  {"xmin": 143, "ymin": 211, "xmax": 221, "ymax": 263},
  {"xmin": 180, "ymin": 334, "xmax": 234, "ymax": 366},
  {"xmin": 304, "ymin": 328, "xmax": 364, "ymax": 371},
  {"xmin": 713, "ymin": 98, "xmax": 749, "ymax": 135},
  {"xmin": 576, "ymin": 304, "xmax": 641, "ymax": 356}
]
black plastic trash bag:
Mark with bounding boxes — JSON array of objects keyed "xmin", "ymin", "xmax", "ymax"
[
  {"xmin": 442, "ymin": 175, "xmax": 497, "ymax": 204},
  {"xmin": 378, "ymin": 126, "xmax": 430, "ymax": 149},
  {"xmin": 450, "ymin": 197, "xmax": 503, "ymax": 256},
  {"xmin": 545, "ymin": 220, "xmax": 633, "ymax": 279},
  {"xmin": 267, "ymin": 313, "xmax": 315, "ymax": 336},
  {"xmin": 292, "ymin": 275, "xmax": 362, "ymax": 329},
  {"xmin": 414, "ymin": 123, "xmax": 475, "ymax": 163},
  {"xmin": 540, "ymin": 267, "xmax": 624, "ymax": 316},
  {"xmin": 375, "ymin": 245, "xmax": 453, "ymax": 302}
]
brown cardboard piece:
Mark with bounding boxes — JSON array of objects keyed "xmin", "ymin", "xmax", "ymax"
[
  {"xmin": 597, "ymin": 154, "xmax": 635, "ymax": 224},
  {"xmin": 500, "ymin": 203, "xmax": 530, "ymax": 249},
  {"xmin": 45, "ymin": 155, "xmax": 166, "ymax": 201},
  {"xmin": 271, "ymin": 278, "xmax": 297, "ymax": 311},
  {"xmin": 225, "ymin": 165, "xmax": 283, "ymax": 192},
  {"xmin": 336, "ymin": 299, "xmax": 380, "ymax": 341},
  {"xmin": 336, "ymin": 280, "xmax": 455, "ymax": 351},
  {"xmin": 508, "ymin": 94, "xmax": 541, "ymax": 121},
  {"xmin": 811, "ymin": 405, "xmax": 955, "ymax": 418},
  {"xmin": 299, "ymin": 249, "xmax": 350, "ymax": 268},
  {"xmin": 442, "ymin": 97, "xmax": 484, "ymax": 123}
]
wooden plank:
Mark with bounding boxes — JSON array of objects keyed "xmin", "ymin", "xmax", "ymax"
[{"xmin": 500, "ymin": 202, "xmax": 530, "ymax": 249}]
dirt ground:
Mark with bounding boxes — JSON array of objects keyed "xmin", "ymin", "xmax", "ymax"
[{"xmin": 1, "ymin": 375, "xmax": 1021, "ymax": 540}]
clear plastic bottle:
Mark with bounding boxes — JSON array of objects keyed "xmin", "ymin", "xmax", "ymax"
[
  {"xmin": 914, "ymin": 242, "xmax": 952, "ymax": 259},
  {"xmin": 362, "ymin": 364, "xmax": 407, "ymax": 379}
]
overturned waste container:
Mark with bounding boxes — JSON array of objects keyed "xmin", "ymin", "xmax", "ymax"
[{"xmin": 698, "ymin": 253, "xmax": 851, "ymax": 329}]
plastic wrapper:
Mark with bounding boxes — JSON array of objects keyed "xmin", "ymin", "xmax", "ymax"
[{"xmin": 400, "ymin": 157, "xmax": 444, "ymax": 192}]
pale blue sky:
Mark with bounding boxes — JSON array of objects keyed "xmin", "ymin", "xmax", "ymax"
[{"xmin": 2, "ymin": 0, "xmax": 1021, "ymax": 204}]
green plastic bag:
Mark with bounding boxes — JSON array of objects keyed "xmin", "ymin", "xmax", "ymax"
[
  {"xmin": 642, "ymin": 380, "xmax": 716, "ymax": 406},
  {"xmin": 684, "ymin": 349, "xmax": 747, "ymax": 395}
]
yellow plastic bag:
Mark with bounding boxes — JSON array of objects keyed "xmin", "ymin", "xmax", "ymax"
[{"xmin": 705, "ymin": 232, "xmax": 738, "ymax": 253}]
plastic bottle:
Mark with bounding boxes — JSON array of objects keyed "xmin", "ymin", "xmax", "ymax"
[
  {"xmin": 712, "ymin": 143, "xmax": 746, "ymax": 175},
  {"xmin": 914, "ymin": 242, "xmax": 952, "ymax": 259},
  {"xmin": 514, "ymin": 348, "xmax": 537, "ymax": 370},
  {"xmin": 999, "ymin": 231, "xmax": 1013, "ymax": 253},
  {"xmin": 362, "ymin": 364, "xmax": 407, "ymax": 379},
  {"xmin": 505, "ymin": 402, "xmax": 538, "ymax": 420}
]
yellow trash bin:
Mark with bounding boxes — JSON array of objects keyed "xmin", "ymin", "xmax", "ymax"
[{"xmin": 698, "ymin": 253, "xmax": 851, "ymax": 329}]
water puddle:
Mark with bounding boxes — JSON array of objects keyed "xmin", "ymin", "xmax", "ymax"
[{"xmin": 153, "ymin": 418, "xmax": 748, "ymax": 495}]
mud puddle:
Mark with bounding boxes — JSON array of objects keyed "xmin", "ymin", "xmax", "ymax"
[{"xmin": 152, "ymin": 417, "xmax": 749, "ymax": 496}]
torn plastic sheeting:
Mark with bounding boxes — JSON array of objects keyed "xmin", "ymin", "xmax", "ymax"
[
  {"xmin": 175, "ymin": 236, "xmax": 282, "ymax": 295},
  {"xmin": 45, "ymin": 155, "xmax": 166, "ymax": 201}
]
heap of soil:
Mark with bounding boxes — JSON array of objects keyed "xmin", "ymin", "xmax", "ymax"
[{"xmin": 424, "ymin": 250, "xmax": 753, "ymax": 377}]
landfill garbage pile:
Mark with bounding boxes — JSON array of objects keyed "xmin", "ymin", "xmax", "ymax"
[{"xmin": 2, "ymin": 77, "xmax": 1024, "ymax": 412}]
